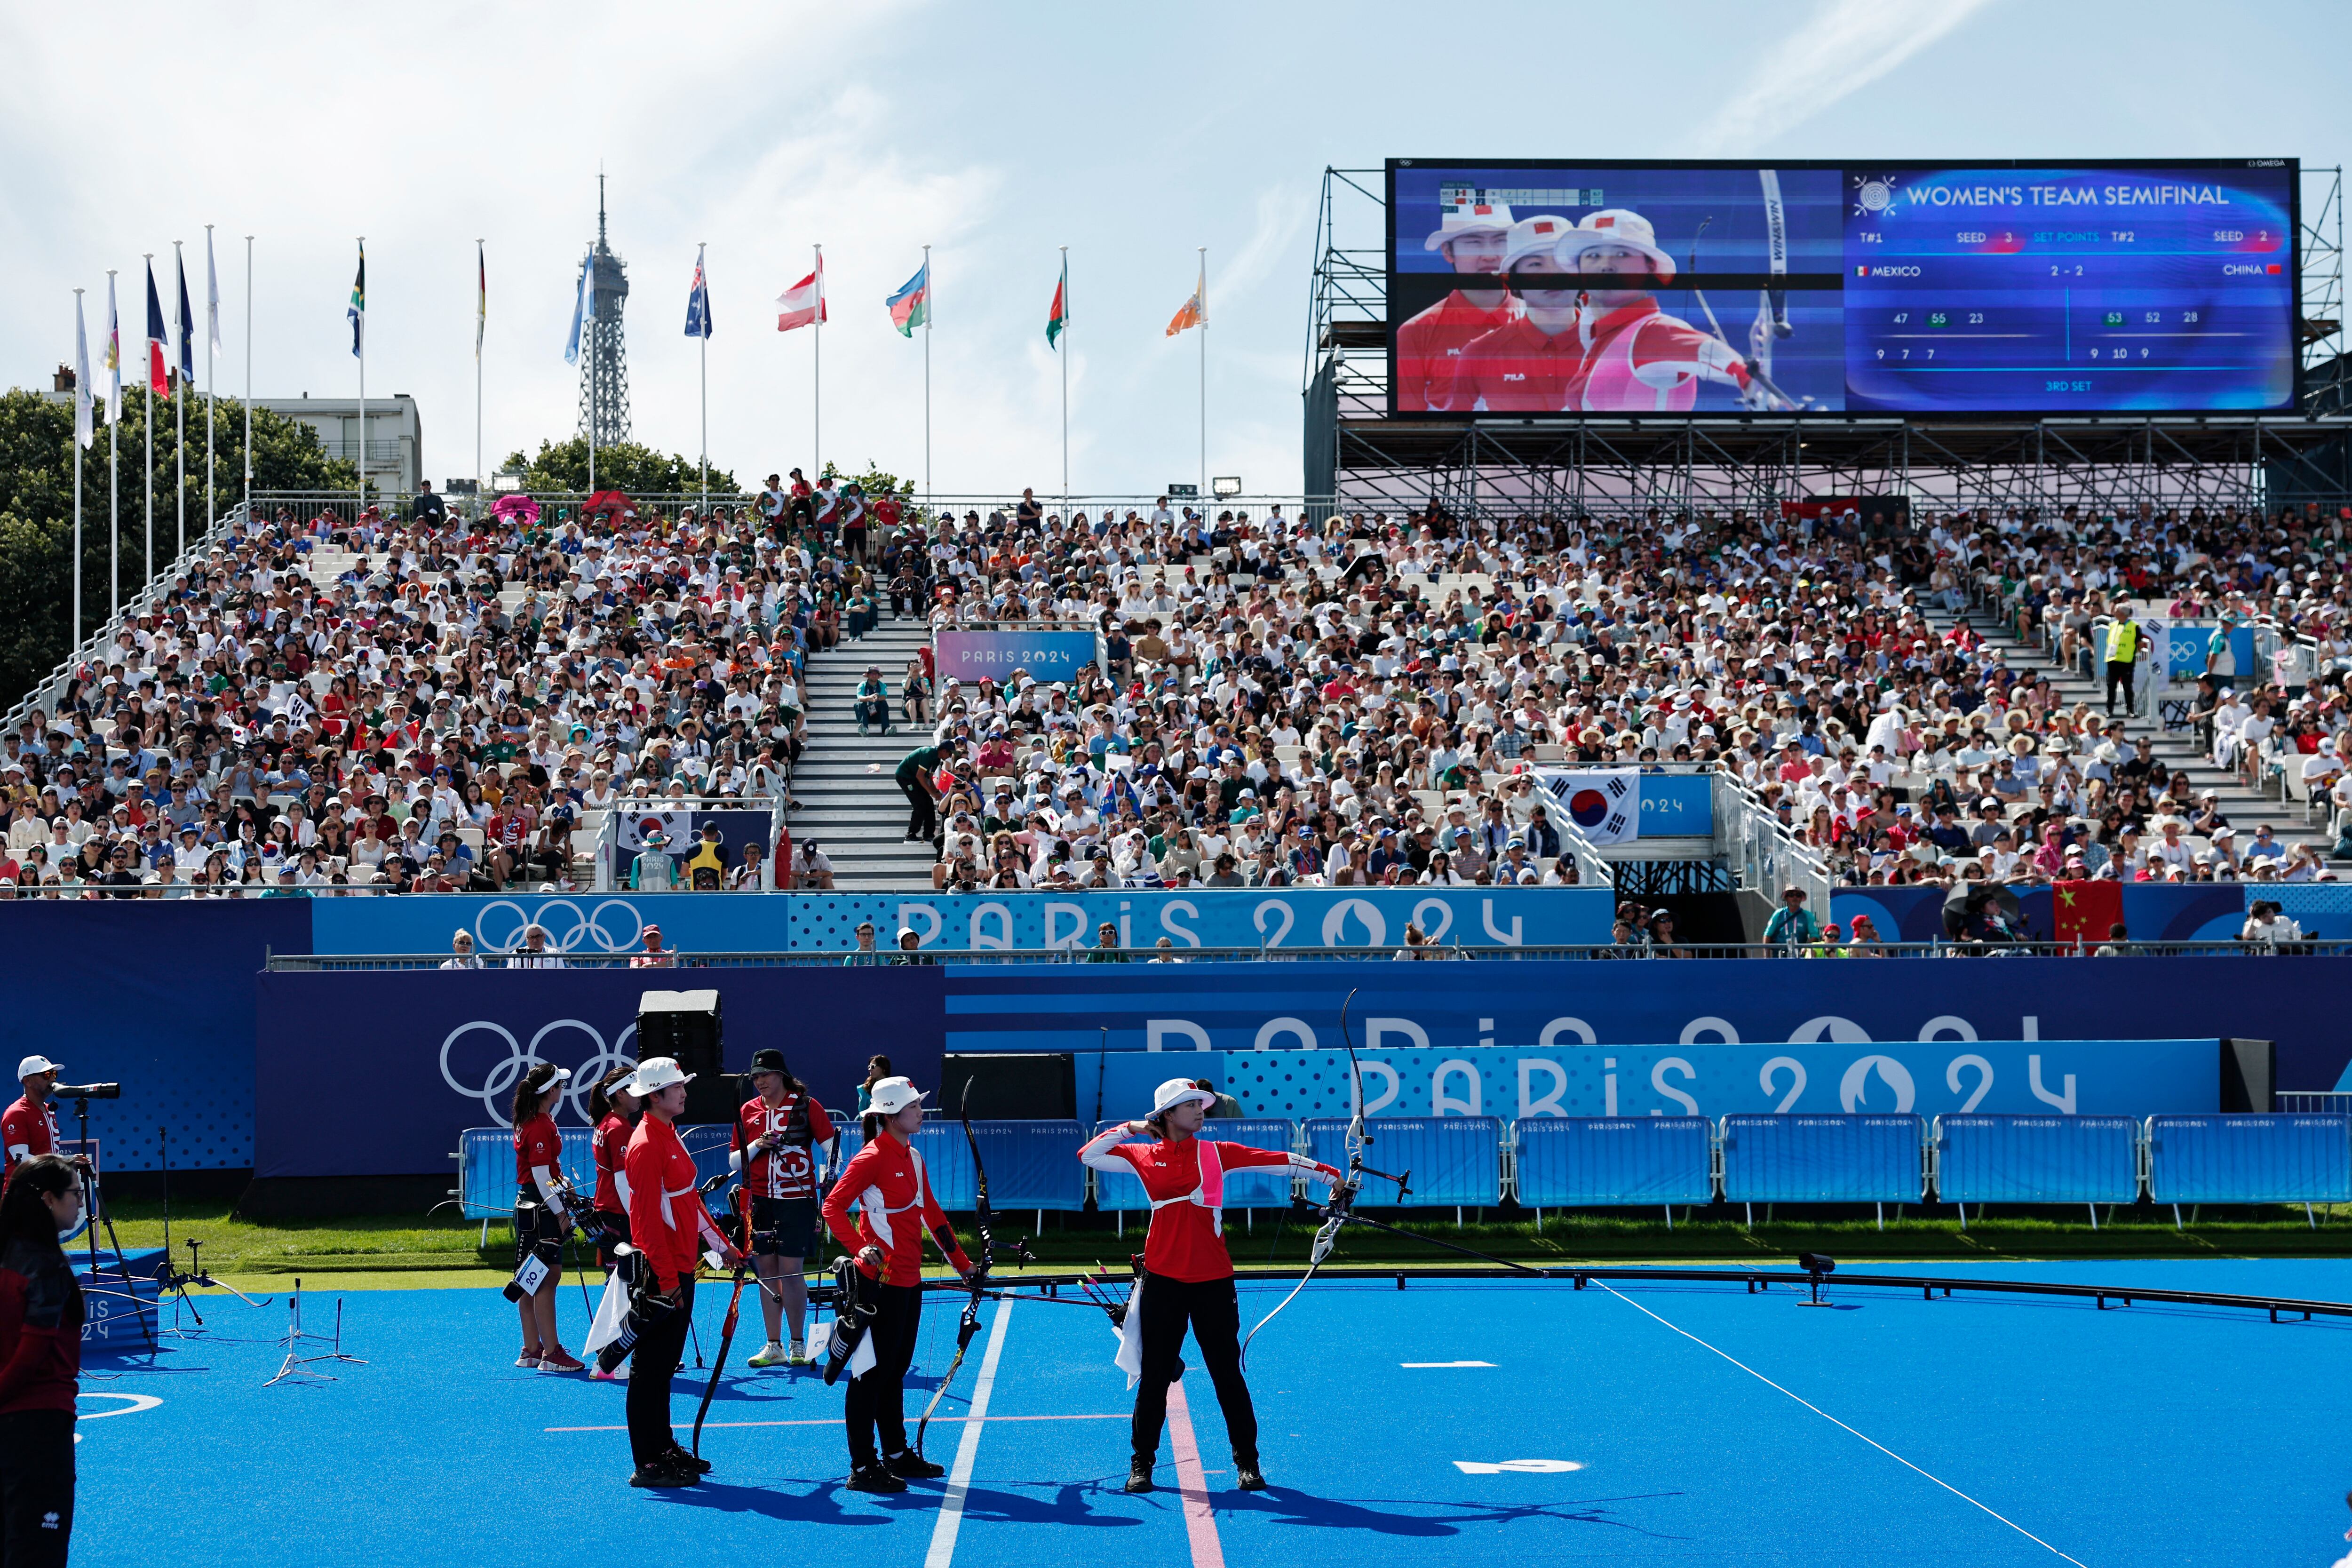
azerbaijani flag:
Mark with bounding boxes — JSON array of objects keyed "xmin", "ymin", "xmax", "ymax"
[
  {"xmin": 1045, "ymin": 257, "xmax": 1067, "ymax": 349},
  {"xmin": 886, "ymin": 261, "xmax": 929, "ymax": 337}
]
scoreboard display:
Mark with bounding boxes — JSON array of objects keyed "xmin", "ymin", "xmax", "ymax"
[{"xmin": 1387, "ymin": 159, "xmax": 2300, "ymax": 419}]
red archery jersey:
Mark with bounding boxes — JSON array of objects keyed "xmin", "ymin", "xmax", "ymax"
[
  {"xmin": 625, "ymin": 1116, "xmax": 726, "ymax": 1290},
  {"xmin": 821, "ymin": 1136, "xmax": 970, "ymax": 1288},
  {"xmin": 592, "ymin": 1113, "xmax": 634, "ymax": 1213},
  {"xmin": 1078, "ymin": 1130, "xmax": 1338, "ymax": 1283},
  {"xmin": 1, "ymin": 1098, "xmax": 57, "ymax": 1195},
  {"xmin": 513, "ymin": 1113, "xmax": 561, "ymax": 1192},
  {"xmin": 731, "ymin": 1092, "xmax": 836, "ymax": 1201},
  {"xmin": 1396, "ymin": 289, "xmax": 1522, "ymax": 412}
]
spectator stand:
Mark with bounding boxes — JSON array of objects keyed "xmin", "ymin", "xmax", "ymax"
[{"xmin": 1510, "ymin": 1114, "xmax": 1714, "ymax": 1229}]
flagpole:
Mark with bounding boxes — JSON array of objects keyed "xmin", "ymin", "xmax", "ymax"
[
  {"xmin": 143, "ymin": 253, "xmax": 153, "ymax": 592},
  {"xmin": 72, "ymin": 289, "xmax": 84, "ymax": 650},
  {"xmin": 243, "ymin": 237, "xmax": 253, "ymax": 505},
  {"xmin": 476, "ymin": 239, "xmax": 485, "ymax": 508},
  {"xmin": 698, "ymin": 241, "xmax": 708, "ymax": 516},
  {"xmin": 204, "ymin": 224, "xmax": 215, "ymax": 534},
  {"xmin": 1060, "ymin": 245, "xmax": 1069, "ymax": 514},
  {"xmin": 173, "ymin": 239, "xmax": 185, "ymax": 562},
  {"xmin": 356, "ymin": 237, "xmax": 366, "ymax": 521},
  {"xmin": 1198, "ymin": 246, "xmax": 1207, "ymax": 505},
  {"xmin": 107, "ymin": 269, "xmax": 119, "ymax": 625},
  {"xmin": 812, "ymin": 242, "xmax": 822, "ymax": 483},
  {"xmin": 922, "ymin": 243, "xmax": 931, "ymax": 514}
]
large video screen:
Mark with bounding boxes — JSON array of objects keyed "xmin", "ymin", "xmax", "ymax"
[{"xmin": 1387, "ymin": 159, "xmax": 2299, "ymax": 418}]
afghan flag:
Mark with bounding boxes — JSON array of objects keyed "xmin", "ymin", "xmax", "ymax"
[
  {"xmin": 886, "ymin": 261, "xmax": 929, "ymax": 336},
  {"xmin": 2050, "ymin": 878, "xmax": 2124, "ymax": 948},
  {"xmin": 1045, "ymin": 257, "xmax": 1067, "ymax": 349},
  {"xmin": 1165, "ymin": 258, "xmax": 1205, "ymax": 336}
]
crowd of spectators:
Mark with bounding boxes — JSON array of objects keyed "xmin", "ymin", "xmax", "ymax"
[{"xmin": 1, "ymin": 469, "xmax": 2348, "ymax": 901}]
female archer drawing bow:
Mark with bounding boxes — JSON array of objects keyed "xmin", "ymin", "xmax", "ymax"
[{"xmin": 1077, "ymin": 1078, "xmax": 1344, "ymax": 1496}]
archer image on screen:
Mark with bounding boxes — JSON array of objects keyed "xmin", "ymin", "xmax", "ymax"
[{"xmin": 1386, "ymin": 159, "xmax": 2298, "ymax": 419}]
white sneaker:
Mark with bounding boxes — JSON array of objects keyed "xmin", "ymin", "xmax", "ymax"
[
  {"xmin": 746, "ymin": 1341, "xmax": 789, "ymax": 1369},
  {"xmin": 786, "ymin": 1341, "xmax": 811, "ymax": 1367}
]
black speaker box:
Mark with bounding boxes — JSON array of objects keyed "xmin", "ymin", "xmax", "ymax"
[
  {"xmin": 939, "ymin": 1052, "xmax": 1076, "ymax": 1120},
  {"xmin": 2219, "ymin": 1038, "xmax": 2274, "ymax": 1114},
  {"xmin": 638, "ymin": 989, "xmax": 731, "ymax": 1123}
]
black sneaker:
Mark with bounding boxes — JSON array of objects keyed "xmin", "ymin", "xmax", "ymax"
[
  {"xmin": 885, "ymin": 1449, "xmax": 946, "ymax": 1480},
  {"xmin": 846, "ymin": 1463, "xmax": 907, "ymax": 1495},
  {"xmin": 1235, "ymin": 1462, "xmax": 1268, "ymax": 1492},
  {"xmin": 666, "ymin": 1445, "xmax": 714, "ymax": 1475},
  {"xmin": 630, "ymin": 1462, "xmax": 696, "ymax": 1489},
  {"xmin": 1125, "ymin": 1457, "xmax": 1156, "ymax": 1494}
]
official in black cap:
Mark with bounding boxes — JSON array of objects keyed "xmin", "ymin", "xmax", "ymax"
[{"xmin": 730, "ymin": 1048, "xmax": 839, "ymax": 1367}]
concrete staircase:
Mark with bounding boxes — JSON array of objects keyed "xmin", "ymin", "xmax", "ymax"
[
  {"xmin": 1936, "ymin": 604, "xmax": 2340, "ymax": 867},
  {"xmin": 788, "ymin": 616, "xmax": 937, "ymax": 891}
]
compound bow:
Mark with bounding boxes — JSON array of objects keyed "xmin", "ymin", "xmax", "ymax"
[{"xmin": 915, "ymin": 1081, "xmax": 996, "ymax": 1460}]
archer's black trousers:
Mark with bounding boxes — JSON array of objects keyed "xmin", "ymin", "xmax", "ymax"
[
  {"xmin": 0, "ymin": 1409, "xmax": 74, "ymax": 1568},
  {"xmin": 626, "ymin": 1275, "xmax": 695, "ymax": 1468},
  {"xmin": 844, "ymin": 1282, "xmax": 922, "ymax": 1468},
  {"xmin": 1130, "ymin": 1272, "xmax": 1258, "ymax": 1467}
]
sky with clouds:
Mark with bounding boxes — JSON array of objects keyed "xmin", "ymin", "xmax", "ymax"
[{"xmin": 1, "ymin": 0, "xmax": 2344, "ymax": 500}]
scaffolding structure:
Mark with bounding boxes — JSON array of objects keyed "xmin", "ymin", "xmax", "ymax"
[{"xmin": 1305, "ymin": 164, "xmax": 2352, "ymax": 521}]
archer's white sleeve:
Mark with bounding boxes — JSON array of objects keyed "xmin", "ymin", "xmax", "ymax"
[
  {"xmin": 531, "ymin": 1163, "xmax": 565, "ymax": 1217},
  {"xmin": 613, "ymin": 1170, "xmax": 632, "ymax": 1213},
  {"xmin": 1079, "ymin": 1126, "xmax": 1134, "ymax": 1174}
]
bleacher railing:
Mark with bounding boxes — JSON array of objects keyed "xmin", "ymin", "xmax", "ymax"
[{"xmin": 1713, "ymin": 769, "xmax": 1836, "ymax": 912}]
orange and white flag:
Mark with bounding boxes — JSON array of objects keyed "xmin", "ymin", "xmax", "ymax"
[{"xmin": 1164, "ymin": 259, "xmax": 1205, "ymax": 336}]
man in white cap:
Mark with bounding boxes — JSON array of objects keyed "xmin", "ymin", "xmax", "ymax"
[
  {"xmin": 1555, "ymin": 209, "xmax": 1758, "ymax": 413},
  {"xmin": 1077, "ymin": 1077, "xmax": 1343, "ymax": 1496},
  {"xmin": 1397, "ymin": 201, "xmax": 1520, "ymax": 411},
  {"xmin": 1437, "ymin": 215, "xmax": 1585, "ymax": 414},
  {"xmin": 4, "ymin": 1056, "xmax": 68, "ymax": 1194}
]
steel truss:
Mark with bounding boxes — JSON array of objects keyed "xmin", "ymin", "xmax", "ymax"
[{"xmin": 1308, "ymin": 165, "xmax": 2352, "ymax": 522}]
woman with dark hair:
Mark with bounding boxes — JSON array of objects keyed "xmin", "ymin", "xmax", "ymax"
[
  {"xmin": 732, "ymin": 1049, "xmax": 837, "ymax": 1369},
  {"xmin": 819, "ymin": 1077, "xmax": 973, "ymax": 1493},
  {"xmin": 856, "ymin": 1056, "xmax": 893, "ymax": 1114},
  {"xmin": 510, "ymin": 1063, "xmax": 583, "ymax": 1373},
  {"xmin": 1078, "ymin": 1079, "xmax": 1343, "ymax": 1496},
  {"xmin": 0, "ymin": 1154, "xmax": 84, "ymax": 1563}
]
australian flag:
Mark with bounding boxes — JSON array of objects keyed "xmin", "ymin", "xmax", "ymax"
[{"xmin": 685, "ymin": 245, "xmax": 712, "ymax": 340}]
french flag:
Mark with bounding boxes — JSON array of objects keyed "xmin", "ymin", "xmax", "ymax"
[
  {"xmin": 776, "ymin": 251, "xmax": 826, "ymax": 333},
  {"xmin": 143, "ymin": 259, "xmax": 169, "ymax": 394}
]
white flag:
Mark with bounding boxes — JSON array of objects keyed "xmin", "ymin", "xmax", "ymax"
[
  {"xmin": 206, "ymin": 229, "xmax": 222, "ymax": 354},
  {"xmin": 72, "ymin": 293, "xmax": 93, "ymax": 450}
]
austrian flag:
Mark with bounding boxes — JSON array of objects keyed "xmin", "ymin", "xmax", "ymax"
[{"xmin": 777, "ymin": 255, "xmax": 826, "ymax": 333}]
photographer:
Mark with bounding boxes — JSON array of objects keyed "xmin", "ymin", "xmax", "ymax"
[
  {"xmin": 510, "ymin": 1064, "xmax": 584, "ymax": 1373},
  {"xmin": 819, "ymin": 1076, "xmax": 972, "ymax": 1494},
  {"xmin": 730, "ymin": 1049, "xmax": 836, "ymax": 1369},
  {"xmin": 0, "ymin": 1154, "xmax": 83, "ymax": 1565},
  {"xmin": 3, "ymin": 1058, "xmax": 65, "ymax": 1194},
  {"xmin": 622, "ymin": 1058, "xmax": 740, "ymax": 1488}
]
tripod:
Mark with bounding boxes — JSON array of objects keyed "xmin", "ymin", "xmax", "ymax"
[
  {"xmin": 147, "ymin": 1129, "xmax": 270, "ymax": 1334},
  {"xmin": 69, "ymin": 1094, "xmax": 155, "ymax": 1351},
  {"xmin": 263, "ymin": 1277, "xmax": 368, "ymax": 1387}
]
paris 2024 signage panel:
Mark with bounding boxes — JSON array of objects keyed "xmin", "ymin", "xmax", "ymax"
[{"xmin": 1387, "ymin": 158, "xmax": 2298, "ymax": 420}]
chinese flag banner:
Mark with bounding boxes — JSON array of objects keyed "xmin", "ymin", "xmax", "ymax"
[{"xmin": 2052, "ymin": 879, "xmax": 2124, "ymax": 947}]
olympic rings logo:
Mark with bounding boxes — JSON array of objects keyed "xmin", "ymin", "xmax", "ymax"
[
  {"xmin": 471, "ymin": 898, "xmax": 647, "ymax": 954},
  {"xmin": 441, "ymin": 1017, "xmax": 641, "ymax": 1126}
]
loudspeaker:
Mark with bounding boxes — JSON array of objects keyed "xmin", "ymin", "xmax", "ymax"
[
  {"xmin": 2219, "ymin": 1038, "xmax": 2274, "ymax": 1114},
  {"xmin": 940, "ymin": 1052, "xmax": 1076, "ymax": 1120},
  {"xmin": 638, "ymin": 989, "xmax": 731, "ymax": 1123}
]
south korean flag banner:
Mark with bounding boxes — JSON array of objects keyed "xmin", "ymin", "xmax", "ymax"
[{"xmin": 1541, "ymin": 768, "xmax": 1642, "ymax": 846}]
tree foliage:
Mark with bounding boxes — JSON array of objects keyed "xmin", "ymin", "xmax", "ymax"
[
  {"xmin": 0, "ymin": 384, "xmax": 355, "ymax": 707},
  {"xmin": 499, "ymin": 435, "xmax": 740, "ymax": 496}
]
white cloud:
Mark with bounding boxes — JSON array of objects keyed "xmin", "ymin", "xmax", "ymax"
[{"xmin": 1690, "ymin": 0, "xmax": 2001, "ymax": 153}]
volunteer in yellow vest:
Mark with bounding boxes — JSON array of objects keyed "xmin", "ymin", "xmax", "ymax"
[
  {"xmin": 2103, "ymin": 606, "xmax": 2142, "ymax": 717},
  {"xmin": 685, "ymin": 823, "xmax": 729, "ymax": 890}
]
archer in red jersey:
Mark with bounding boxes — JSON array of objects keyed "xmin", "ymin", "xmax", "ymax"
[{"xmin": 1396, "ymin": 201, "xmax": 1520, "ymax": 412}]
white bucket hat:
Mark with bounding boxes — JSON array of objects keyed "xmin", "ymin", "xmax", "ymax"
[
  {"xmin": 1555, "ymin": 208, "xmax": 1678, "ymax": 284},
  {"xmin": 1152, "ymin": 1077, "xmax": 1217, "ymax": 1115},
  {"xmin": 1423, "ymin": 200, "xmax": 1515, "ymax": 252},
  {"xmin": 867, "ymin": 1075, "xmax": 928, "ymax": 1116},
  {"xmin": 1502, "ymin": 214, "xmax": 1576, "ymax": 271},
  {"xmin": 631, "ymin": 1056, "xmax": 693, "ymax": 1094}
]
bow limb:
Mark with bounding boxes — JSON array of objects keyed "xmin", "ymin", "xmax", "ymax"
[
  {"xmin": 691, "ymin": 1263, "xmax": 751, "ymax": 1458},
  {"xmin": 918, "ymin": 1082, "xmax": 996, "ymax": 1460}
]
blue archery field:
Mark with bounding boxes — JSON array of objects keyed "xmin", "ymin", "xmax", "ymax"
[{"xmin": 71, "ymin": 1259, "xmax": 2352, "ymax": 1566}]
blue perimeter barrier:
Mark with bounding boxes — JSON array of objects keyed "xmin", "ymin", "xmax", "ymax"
[
  {"xmin": 458, "ymin": 1125, "xmax": 732, "ymax": 1221},
  {"xmin": 1934, "ymin": 1115, "xmax": 2141, "ymax": 1204},
  {"xmin": 1513, "ymin": 1117, "xmax": 1715, "ymax": 1208},
  {"xmin": 818, "ymin": 1122, "xmax": 1089, "ymax": 1215},
  {"xmin": 1721, "ymin": 1114, "xmax": 1925, "ymax": 1203},
  {"xmin": 2147, "ymin": 1115, "xmax": 2352, "ymax": 1204},
  {"xmin": 1091, "ymin": 1120, "xmax": 1301, "ymax": 1212},
  {"xmin": 1304, "ymin": 1117, "xmax": 1503, "ymax": 1207}
]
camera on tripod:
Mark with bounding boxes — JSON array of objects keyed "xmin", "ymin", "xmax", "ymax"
[{"xmin": 56, "ymin": 1082, "xmax": 121, "ymax": 1100}]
